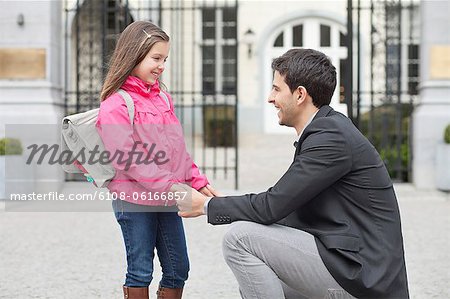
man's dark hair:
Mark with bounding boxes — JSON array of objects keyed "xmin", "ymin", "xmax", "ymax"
[{"xmin": 271, "ymin": 48, "xmax": 337, "ymax": 108}]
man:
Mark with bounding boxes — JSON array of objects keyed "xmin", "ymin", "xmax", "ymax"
[{"xmin": 178, "ymin": 49, "xmax": 409, "ymax": 298}]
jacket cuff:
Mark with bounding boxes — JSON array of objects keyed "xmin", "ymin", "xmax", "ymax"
[{"xmin": 191, "ymin": 175, "xmax": 209, "ymax": 190}]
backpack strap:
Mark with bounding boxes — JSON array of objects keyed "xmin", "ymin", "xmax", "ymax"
[
  {"xmin": 159, "ymin": 91, "xmax": 171, "ymax": 109},
  {"xmin": 117, "ymin": 89, "xmax": 135, "ymax": 126}
]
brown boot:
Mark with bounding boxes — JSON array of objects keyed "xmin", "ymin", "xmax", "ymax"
[
  {"xmin": 156, "ymin": 286, "xmax": 183, "ymax": 299},
  {"xmin": 123, "ymin": 286, "xmax": 149, "ymax": 299}
]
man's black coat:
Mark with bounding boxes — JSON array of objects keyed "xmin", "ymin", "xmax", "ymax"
[{"xmin": 208, "ymin": 105, "xmax": 409, "ymax": 298}]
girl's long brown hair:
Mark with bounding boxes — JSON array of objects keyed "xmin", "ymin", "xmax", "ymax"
[{"xmin": 100, "ymin": 21, "xmax": 170, "ymax": 101}]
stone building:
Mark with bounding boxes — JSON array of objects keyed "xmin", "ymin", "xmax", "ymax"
[{"xmin": 0, "ymin": 0, "xmax": 449, "ymax": 194}]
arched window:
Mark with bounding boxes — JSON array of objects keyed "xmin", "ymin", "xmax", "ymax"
[{"xmin": 264, "ymin": 18, "xmax": 348, "ymax": 133}]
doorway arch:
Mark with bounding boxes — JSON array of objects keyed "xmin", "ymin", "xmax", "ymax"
[{"xmin": 259, "ymin": 11, "xmax": 348, "ymax": 133}]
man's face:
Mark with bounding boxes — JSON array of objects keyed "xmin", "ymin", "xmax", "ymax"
[{"xmin": 267, "ymin": 71, "xmax": 297, "ymax": 127}]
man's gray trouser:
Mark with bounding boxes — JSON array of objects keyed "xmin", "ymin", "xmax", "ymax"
[{"xmin": 222, "ymin": 221, "xmax": 356, "ymax": 299}]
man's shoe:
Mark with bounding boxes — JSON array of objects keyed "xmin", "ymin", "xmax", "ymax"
[
  {"xmin": 156, "ymin": 286, "xmax": 183, "ymax": 299},
  {"xmin": 123, "ymin": 286, "xmax": 149, "ymax": 299}
]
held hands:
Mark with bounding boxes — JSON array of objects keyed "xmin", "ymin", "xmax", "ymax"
[
  {"xmin": 173, "ymin": 184, "xmax": 221, "ymax": 218},
  {"xmin": 198, "ymin": 184, "xmax": 221, "ymax": 197}
]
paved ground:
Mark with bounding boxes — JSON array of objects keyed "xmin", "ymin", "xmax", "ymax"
[{"xmin": 1, "ymin": 134, "xmax": 449, "ymax": 298}]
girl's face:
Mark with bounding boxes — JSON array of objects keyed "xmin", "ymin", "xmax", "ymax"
[{"xmin": 131, "ymin": 41, "xmax": 170, "ymax": 85}]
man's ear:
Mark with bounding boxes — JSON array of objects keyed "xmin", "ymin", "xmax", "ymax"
[{"xmin": 294, "ymin": 86, "xmax": 308, "ymax": 105}]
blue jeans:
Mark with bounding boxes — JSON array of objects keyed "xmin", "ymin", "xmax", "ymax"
[{"xmin": 112, "ymin": 199, "xmax": 189, "ymax": 288}]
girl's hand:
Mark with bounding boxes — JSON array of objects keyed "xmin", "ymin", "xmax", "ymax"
[
  {"xmin": 177, "ymin": 187, "xmax": 207, "ymax": 218},
  {"xmin": 198, "ymin": 184, "xmax": 221, "ymax": 197}
]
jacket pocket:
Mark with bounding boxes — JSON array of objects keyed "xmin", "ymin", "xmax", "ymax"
[
  {"xmin": 318, "ymin": 234, "xmax": 362, "ymax": 252},
  {"xmin": 319, "ymin": 234, "xmax": 363, "ymax": 279}
]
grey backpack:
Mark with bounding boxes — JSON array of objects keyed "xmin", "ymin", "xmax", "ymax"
[{"xmin": 61, "ymin": 89, "xmax": 169, "ymax": 187}]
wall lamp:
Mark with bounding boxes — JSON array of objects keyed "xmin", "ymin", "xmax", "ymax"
[
  {"xmin": 17, "ymin": 14, "xmax": 25, "ymax": 27},
  {"xmin": 242, "ymin": 28, "xmax": 256, "ymax": 59}
]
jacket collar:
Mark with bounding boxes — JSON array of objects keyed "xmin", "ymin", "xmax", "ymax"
[
  {"xmin": 313, "ymin": 104, "xmax": 333, "ymax": 120},
  {"xmin": 294, "ymin": 105, "xmax": 334, "ymax": 157},
  {"xmin": 121, "ymin": 75, "xmax": 161, "ymax": 96}
]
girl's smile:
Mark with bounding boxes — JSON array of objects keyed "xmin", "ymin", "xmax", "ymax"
[{"xmin": 131, "ymin": 41, "xmax": 170, "ymax": 85}]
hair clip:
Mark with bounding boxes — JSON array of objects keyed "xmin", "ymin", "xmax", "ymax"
[{"xmin": 142, "ymin": 29, "xmax": 152, "ymax": 39}]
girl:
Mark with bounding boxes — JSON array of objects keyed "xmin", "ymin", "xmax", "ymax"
[{"xmin": 97, "ymin": 21, "xmax": 218, "ymax": 299}]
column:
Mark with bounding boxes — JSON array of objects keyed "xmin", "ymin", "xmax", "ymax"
[
  {"xmin": 412, "ymin": 0, "xmax": 450, "ymax": 189},
  {"xmin": 0, "ymin": 1, "xmax": 65, "ymax": 196}
]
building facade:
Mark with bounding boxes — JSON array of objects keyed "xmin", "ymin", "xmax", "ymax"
[{"xmin": 0, "ymin": 0, "xmax": 449, "ymax": 191}]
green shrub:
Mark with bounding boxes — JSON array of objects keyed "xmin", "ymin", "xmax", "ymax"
[
  {"xmin": 0, "ymin": 138, "xmax": 23, "ymax": 155},
  {"xmin": 379, "ymin": 142, "xmax": 410, "ymax": 181},
  {"xmin": 444, "ymin": 124, "xmax": 450, "ymax": 144},
  {"xmin": 203, "ymin": 105, "xmax": 236, "ymax": 147},
  {"xmin": 359, "ymin": 103, "xmax": 413, "ymax": 181},
  {"xmin": 205, "ymin": 119, "xmax": 236, "ymax": 147}
]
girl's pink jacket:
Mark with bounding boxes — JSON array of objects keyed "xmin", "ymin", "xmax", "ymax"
[{"xmin": 96, "ymin": 76, "xmax": 209, "ymax": 205}]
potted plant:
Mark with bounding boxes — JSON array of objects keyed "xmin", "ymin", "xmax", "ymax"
[
  {"xmin": 436, "ymin": 124, "xmax": 450, "ymax": 191},
  {"xmin": 0, "ymin": 138, "xmax": 24, "ymax": 199}
]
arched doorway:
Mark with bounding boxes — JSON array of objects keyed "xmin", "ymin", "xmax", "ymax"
[
  {"xmin": 65, "ymin": 0, "xmax": 134, "ymax": 115},
  {"xmin": 263, "ymin": 17, "xmax": 348, "ymax": 133}
]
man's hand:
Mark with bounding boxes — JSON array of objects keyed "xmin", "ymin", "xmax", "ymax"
[{"xmin": 173, "ymin": 184, "xmax": 208, "ymax": 218}]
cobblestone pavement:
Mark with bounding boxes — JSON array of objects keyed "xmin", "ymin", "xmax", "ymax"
[{"xmin": 1, "ymin": 134, "xmax": 449, "ymax": 298}]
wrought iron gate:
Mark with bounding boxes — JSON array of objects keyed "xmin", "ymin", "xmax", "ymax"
[
  {"xmin": 64, "ymin": 0, "xmax": 239, "ymax": 188},
  {"xmin": 346, "ymin": 0, "xmax": 419, "ymax": 182}
]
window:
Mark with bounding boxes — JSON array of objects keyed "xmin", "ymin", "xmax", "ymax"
[
  {"xmin": 407, "ymin": 44, "xmax": 419, "ymax": 95},
  {"xmin": 202, "ymin": 45, "xmax": 215, "ymax": 93},
  {"xmin": 202, "ymin": 8, "xmax": 216, "ymax": 39},
  {"xmin": 386, "ymin": 43, "xmax": 401, "ymax": 97},
  {"xmin": 274, "ymin": 32, "xmax": 284, "ymax": 47},
  {"xmin": 339, "ymin": 32, "xmax": 346, "ymax": 47},
  {"xmin": 201, "ymin": 7, "xmax": 237, "ymax": 95},
  {"xmin": 320, "ymin": 24, "xmax": 331, "ymax": 47},
  {"xmin": 293, "ymin": 25, "xmax": 303, "ymax": 47},
  {"xmin": 222, "ymin": 7, "xmax": 237, "ymax": 39},
  {"xmin": 386, "ymin": 42, "xmax": 420, "ymax": 97},
  {"xmin": 384, "ymin": 3, "xmax": 420, "ymax": 99},
  {"xmin": 223, "ymin": 45, "xmax": 237, "ymax": 94}
]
